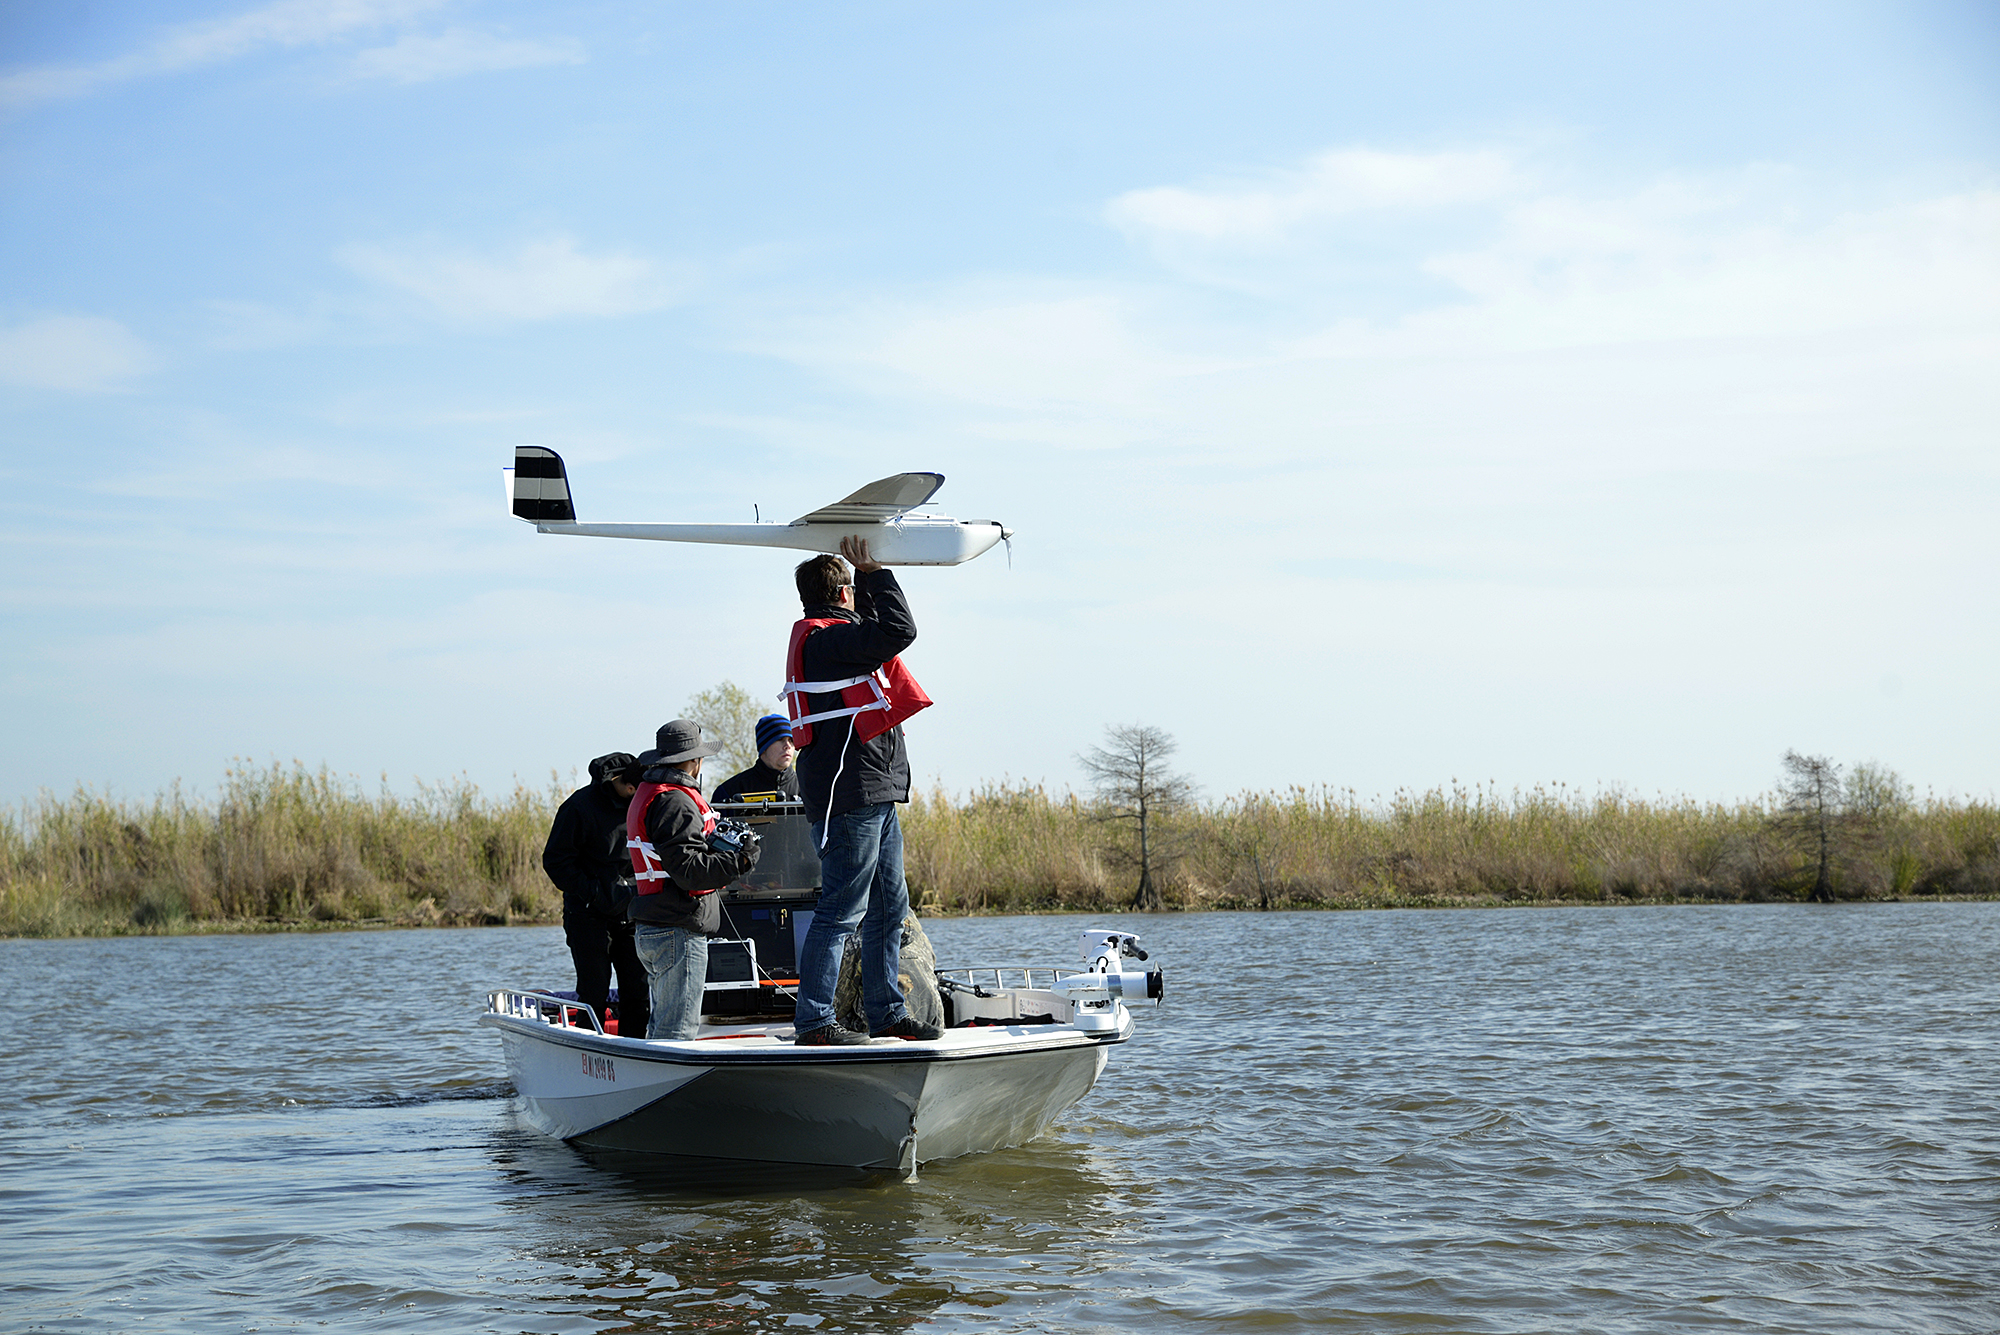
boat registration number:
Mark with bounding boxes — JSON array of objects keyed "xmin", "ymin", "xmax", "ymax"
[{"xmin": 581, "ymin": 1054, "xmax": 616, "ymax": 1083}]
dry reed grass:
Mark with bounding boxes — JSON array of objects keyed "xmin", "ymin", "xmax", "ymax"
[
  {"xmin": 902, "ymin": 780, "xmax": 2000, "ymax": 914},
  {"xmin": 5, "ymin": 769, "xmax": 1995, "ymax": 936},
  {"xmin": 0, "ymin": 762, "xmax": 560, "ymax": 936}
]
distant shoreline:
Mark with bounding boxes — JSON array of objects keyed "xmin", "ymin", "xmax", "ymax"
[
  {"xmin": 5, "ymin": 764, "xmax": 1995, "ymax": 938},
  {"xmin": 9, "ymin": 894, "xmax": 2000, "ymax": 942}
]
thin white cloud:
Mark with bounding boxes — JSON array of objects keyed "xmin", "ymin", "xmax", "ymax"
[
  {"xmin": 0, "ymin": 0, "xmax": 443, "ymax": 108},
  {"xmin": 338, "ymin": 235, "xmax": 688, "ymax": 322},
  {"xmin": 1101, "ymin": 150, "xmax": 2000, "ymax": 355},
  {"xmin": 0, "ymin": 315, "xmax": 154, "ymax": 391},
  {"xmin": 835, "ymin": 168, "xmax": 2000, "ymax": 380},
  {"xmin": 759, "ymin": 160, "xmax": 2000, "ymax": 476},
  {"xmin": 202, "ymin": 299, "xmax": 330, "ymax": 351},
  {"xmin": 1358, "ymin": 183, "xmax": 2000, "ymax": 354},
  {"xmin": 799, "ymin": 290, "xmax": 1205, "ymax": 409},
  {"xmin": 1107, "ymin": 148, "xmax": 1522, "ymax": 243},
  {"xmin": 349, "ymin": 28, "xmax": 585, "ymax": 83}
]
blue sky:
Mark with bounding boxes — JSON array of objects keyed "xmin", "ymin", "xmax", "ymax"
[{"xmin": 3, "ymin": 0, "xmax": 1996, "ymax": 811}]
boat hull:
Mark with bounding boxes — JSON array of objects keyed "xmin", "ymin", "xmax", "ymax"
[{"xmin": 484, "ymin": 1015, "xmax": 1123, "ymax": 1171}]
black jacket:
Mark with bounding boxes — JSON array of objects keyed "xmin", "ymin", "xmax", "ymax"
[
  {"xmin": 542, "ymin": 779, "xmax": 634, "ymax": 920},
  {"xmin": 711, "ymin": 761, "xmax": 800, "ymax": 804},
  {"xmin": 793, "ymin": 567, "xmax": 917, "ymax": 823},
  {"xmin": 626, "ymin": 773, "xmax": 738, "ymax": 933}
]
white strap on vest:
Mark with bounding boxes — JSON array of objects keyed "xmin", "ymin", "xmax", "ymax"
[
  {"xmin": 626, "ymin": 837, "xmax": 669, "ymax": 881},
  {"xmin": 780, "ymin": 673, "xmax": 882, "ymax": 852},
  {"xmin": 780, "ymin": 671, "xmax": 890, "ymax": 727},
  {"xmin": 628, "ymin": 787, "xmax": 718, "ymax": 886},
  {"xmin": 626, "ymin": 826, "xmax": 716, "ymax": 882}
]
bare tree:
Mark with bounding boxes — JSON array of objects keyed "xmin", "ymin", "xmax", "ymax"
[
  {"xmin": 1078, "ymin": 724, "xmax": 1195, "ymax": 910},
  {"xmin": 1777, "ymin": 750, "xmax": 1841, "ymax": 903},
  {"xmin": 682, "ymin": 680, "xmax": 764, "ymax": 784}
]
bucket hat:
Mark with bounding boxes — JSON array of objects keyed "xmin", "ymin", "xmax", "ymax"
[{"xmin": 642, "ymin": 718, "xmax": 722, "ymax": 766}]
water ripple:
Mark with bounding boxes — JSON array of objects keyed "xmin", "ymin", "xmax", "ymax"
[{"xmin": 3, "ymin": 905, "xmax": 1999, "ymax": 1332}]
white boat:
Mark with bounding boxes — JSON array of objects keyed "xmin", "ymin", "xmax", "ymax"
[{"xmin": 482, "ymin": 928, "xmax": 1163, "ymax": 1173}]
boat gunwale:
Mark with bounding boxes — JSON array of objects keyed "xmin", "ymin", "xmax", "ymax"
[{"xmin": 478, "ymin": 1010, "xmax": 1133, "ymax": 1067}]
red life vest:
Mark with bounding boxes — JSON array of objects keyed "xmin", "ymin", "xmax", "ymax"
[
  {"xmin": 782, "ymin": 616, "xmax": 933, "ymax": 747},
  {"xmin": 625, "ymin": 780, "xmax": 717, "ymax": 896}
]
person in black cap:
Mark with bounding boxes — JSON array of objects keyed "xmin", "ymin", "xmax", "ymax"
[
  {"xmin": 542, "ymin": 751, "xmax": 649, "ymax": 1039},
  {"xmin": 710, "ymin": 714, "xmax": 801, "ymax": 804},
  {"xmin": 625, "ymin": 719, "xmax": 759, "ymax": 1040}
]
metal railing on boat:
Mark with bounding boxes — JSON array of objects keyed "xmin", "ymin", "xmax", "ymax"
[
  {"xmin": 488, "ymin": 987, "xmax": 604, "ymax": 1034},
  {"xmin": 934, "ymin": 966, "xmax": 1068, "ymax": 996},
  {"xmin": 491, "ymin": 972, "xmax": 1076, "ymax": 1029}
]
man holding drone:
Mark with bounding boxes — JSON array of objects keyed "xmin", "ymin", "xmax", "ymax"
[{"xmin": 782, "ymin": 536, "xmax": 941, "ymax": 1046}]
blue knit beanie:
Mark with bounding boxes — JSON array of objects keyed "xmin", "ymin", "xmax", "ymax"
[{"xmin": 755, "ymin": 714, "xmax": 794, "ymax": 754}]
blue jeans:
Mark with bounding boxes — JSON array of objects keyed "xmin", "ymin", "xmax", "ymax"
[
  {"xmin": 795, "ymin": 802, "xmax": 910, "ymax": 1034},
  {"xmin": 633, "ymin": 923, "xmax": 708, "ymax": 1040}
]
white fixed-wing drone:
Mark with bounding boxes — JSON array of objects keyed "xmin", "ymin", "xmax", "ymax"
[{"xmin": 503, "ymin": 446, "xmax": 1011, "ymax": 566}]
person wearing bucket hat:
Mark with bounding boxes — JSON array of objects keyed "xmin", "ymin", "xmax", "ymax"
[
  {"xmin": 542, "ymin": 750, "xmax": 649, "ymax": 1038},
  {"xmin": 711, "ymin": 714, "xmax": 801, "ymax": 804},
  {"xmin": 625, "ymin": 719, "xmax": 758, "ymax": 1039}
]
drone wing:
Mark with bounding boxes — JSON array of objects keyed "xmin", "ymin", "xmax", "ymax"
[{"xmin": 791, "ymin": 473, "xmax": 944, "ymax": 525}]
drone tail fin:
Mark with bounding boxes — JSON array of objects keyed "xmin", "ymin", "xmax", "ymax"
[{"xmin": 508, "ymin": 446, "xmax": 576, "ymax": 523}]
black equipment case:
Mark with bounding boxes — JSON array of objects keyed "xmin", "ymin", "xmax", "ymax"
[{"xmin": 703, "ymin": 796, "xmax": 821, "ymax": 1017}]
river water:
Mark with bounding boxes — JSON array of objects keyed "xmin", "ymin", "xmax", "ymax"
[{"xmin": 2, "ymin": 904, "xmax": 1996, "ymax": 1333}]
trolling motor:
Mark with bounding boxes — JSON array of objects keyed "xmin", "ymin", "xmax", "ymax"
[{"xmin": 1049, "ymin": 929, "xmax": 1166, "ymax": 1033}]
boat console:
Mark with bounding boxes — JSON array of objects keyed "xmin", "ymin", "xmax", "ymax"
[{"xmin": 703, "ymin": 795, "xmax": 820, "ymax": 1017}]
